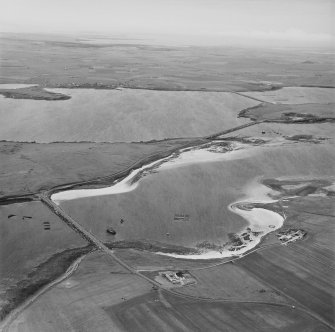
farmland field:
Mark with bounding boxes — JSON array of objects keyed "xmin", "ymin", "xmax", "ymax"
[
  {"xmin": 105, "ymin": 292, "xmax": 332, "ymax": 332},
  {"xmin": 0, "ymin": 139, "xmax": 191, "ymax": 198},
  {"xmin": 1, "ymin": 32, "xmax": 334, "ymax": 332},
  {"xmin": 236, "ymin": 196, "xmax": 335, "ymax": 325},
  {"xmin": 7, "ymin": 251, "xmax": 333, "ymax": 332}
]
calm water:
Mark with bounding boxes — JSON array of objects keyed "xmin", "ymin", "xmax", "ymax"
[
  {"xmin": 0, "ymin": 88, "xmax": 254, "ymax": 142},
  {"xmin": 61, "ymin": 161, "xmax": 249, "ymax": 247},
  {"xmin": 60, "ymin": 142, "xmax": 335, "ymax": 249}
]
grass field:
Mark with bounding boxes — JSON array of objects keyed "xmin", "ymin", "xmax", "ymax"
[
  {"xmin": 239, "ymin": 102, "xmax": 335, "ymax": 122},
  {"xmin": 7, "ymin": 251, "xmax": 332, "ymax": 332},
  {"xmin": 1, "ymin": 34, "xmax": 334, "ymax": 90},
  {"xmin": 0, "ymin": 201, "xmax": 87, "ymax": 287},
  {"xmin": 173, "ymin": 262, "xmax": 287, "ymax": 303},
  {"xmin": 105, "ymin": 291, "xmax": 331, "ymax": 332},
  {"xmin": 0, "ymin": 86, "xmax": 70, "ymax": 100},
  {"xmin": 6, "ymin": 252, "xmax": 152, "ymax": 332},
  {"xmin": 0, "ymin": 139, "xmax": 190, "ymax": 198},
  {"xmin": 222, "ymin": 121, "xmax": 335, "ymax": 141},
  {"xmin": 243, "ymin": 87, "xmax": 335, "ymax": 104},
  {"xmin": 0, "ymin": 201, "xmax": 90, "ymax": 319}
]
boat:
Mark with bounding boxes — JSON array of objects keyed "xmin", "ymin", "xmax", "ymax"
[{"xmin": 106, "ymin": 227, "xmax": 116, "ymax": 235}]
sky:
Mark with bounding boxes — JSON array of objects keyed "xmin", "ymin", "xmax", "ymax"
[{"xmin": 0, "ymin": 0, "xmax": 334, "ymax": 47}]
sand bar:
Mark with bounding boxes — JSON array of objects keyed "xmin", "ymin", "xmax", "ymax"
[
  {"xmin": 0, "ymin": 84, "xmax": 37, "ymax": 89},
  {"xmin": 51, "ymin": 142, "xmax": 257, "ymax": 203}
]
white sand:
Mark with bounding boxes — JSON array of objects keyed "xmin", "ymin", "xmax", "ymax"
[
  {"xmin": 241, "ymin": 177, "xmax": 279, "ymax": 203},
  {"xmin": 51, "ymin": 143, "xmax": 283, "ymax": 260},
  {"xmin": 159, "ymin": 142, "xmax": 257, "ymax": 170},
  {"xmin": 51, "ymin": 156, "xmax": 172, "ymax": 204},
  {"xmin": 0, "ymin": 84, "xmax": 37, "ymax": 89},
  {"xmin": 160, "ymin": 179, "xmax": 284, "ymax": 260},
  {"xmin": 52, "ymin": 142, "xmax": 257, "ymax": 204},
  {"xmin": 159, "ymin": 207, "xmax": 283, "ymax": 260}
]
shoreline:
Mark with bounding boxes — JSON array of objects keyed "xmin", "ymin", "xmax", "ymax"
[
  {"xmin": 0, "ymin": 253, "xmax": 89, "ymax": 331},
  {"xmin": 51, "ymin": 142, "xmax": 284, "ymax": 260},
  {"xmin": 158, "ymin": 181, "xmax": 284, "ymax": 260},
  {"xmin": 0, "ymin": 83, "xmax": 285, "ymax": 95},
  {"xmin": 0, "ymin": 245, "xmax": 94, "ymax": 323},
  {"xmin": 51, "ymin": 141, "xmax": 256, "ymax": 203}
]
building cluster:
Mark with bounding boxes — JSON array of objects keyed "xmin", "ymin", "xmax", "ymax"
[
  {"xmin": 162, "ymin": 271, "xmax": 186, "ymax": 285},
  {"xmin": 277, "ymin": 229, "xmax": 306, "ymax": 244}
]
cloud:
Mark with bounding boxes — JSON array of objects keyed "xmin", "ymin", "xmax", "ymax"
[{"xmin": 247, "ymin": 29, "xmax": 334, "ymax": 42}]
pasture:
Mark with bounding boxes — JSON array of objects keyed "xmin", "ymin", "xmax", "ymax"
[
  {"xmin": 0, "ymin": 201, "xmax": 89, "ymax": 319},
  {"xmin": 174, "ymin": 262, "xmax": 287, "ymax": 303},
  {"xmin": 6, "ymin": 252, "xmax": 152, "ymax": 332},
  {"xmin": 1, "ymin": 34, "xmax": 334, "ymax": 90},
  {"xmin": 243, "ymin": 87, "xmax": 335, "ymax": 104},
  {"xmin": 0, "ymin": 139, "xmax": 189, "ymax": 198},
  {"xmin": 0, "ymin": 201, "xmax": 87, "ymax": 289},
  {"xmin": 239, "ymin": 102, "xmax": 335, "ymax": 122}
]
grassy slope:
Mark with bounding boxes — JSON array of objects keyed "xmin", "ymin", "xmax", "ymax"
[
  {"xmin": 0, "ymin": 245, "xmax": 93, "ymax": 321},
  {"xmin": 0, "ymin": 86, "xmax": 71, "ymax": 100},
  {"xmin": 239, "ymin": 103, "xmax": 335, "ymax": 122},
  {"xmin": 0, "ymin": 200, "xmax": 91, "ymax": 320},
  {"xmin": 0, "ymin": 139, "xmax": 192, "ymax": 198},
  {"xmin": 0, "ymin": 201, "xmax": 88, "ymax": 287}
]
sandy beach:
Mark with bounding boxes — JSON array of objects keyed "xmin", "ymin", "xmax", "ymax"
[
  {"xmin": 51, "ymin": 143, "xmax": 284, "ymax": 260},
  {"xmin": 160, "ymin": 181, "xmax": 284, "ymax": 260},
  {"xmin": 51, "ymin": 141, "xmax": 258, "ymax": 203},
  {"xmin": 0, "ymin": 84, "xmax": 38, "ymax": 89}
]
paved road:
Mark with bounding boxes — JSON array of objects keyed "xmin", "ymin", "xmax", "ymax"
[
  {"xmin": 0, "ymin": 255, "xmax": 87, "ymax": 332},
  {"xmin": 40, "ymin": 194, "xmax": 163, "ymax": 289},
  {"xmin": 205, "ymin": 121, "xmax": 261, "ymax": 139}
]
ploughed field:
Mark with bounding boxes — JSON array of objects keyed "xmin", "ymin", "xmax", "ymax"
[
  {"xmin": 8, "ymin": 251, "xmax": 333, "ymax": 332},
  {"xmin": 237, "ymin": 197, "xmax": 335, "ymax": 325}
]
